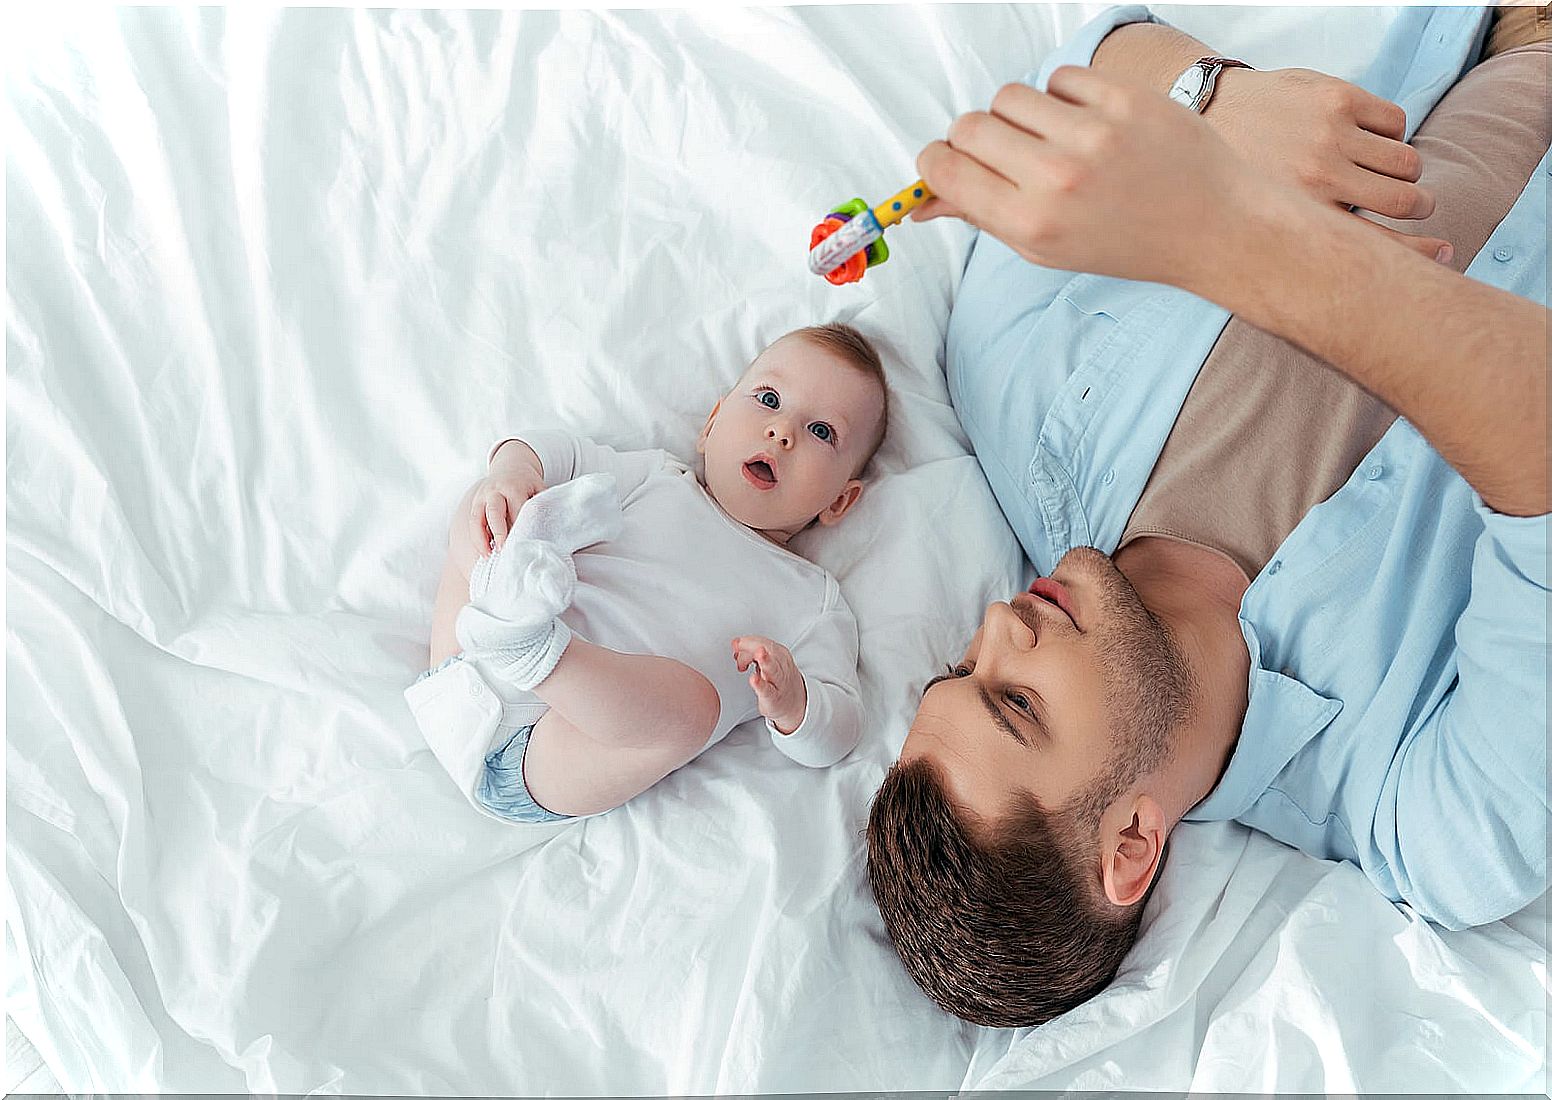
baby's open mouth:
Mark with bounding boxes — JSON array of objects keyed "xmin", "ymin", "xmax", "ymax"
[{"xmin": 742, "ymin": 458, "xmax": 778, "ymax": 490}]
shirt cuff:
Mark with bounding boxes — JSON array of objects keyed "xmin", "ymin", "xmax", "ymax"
[{"xmin": 1032, "ymin": 4, "xmax": 1160, "ymax": 90}]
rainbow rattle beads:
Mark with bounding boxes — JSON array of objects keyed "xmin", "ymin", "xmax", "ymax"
[{"xmin": 808, "ymin": 179, "xmax": 934, "ymax": 285}]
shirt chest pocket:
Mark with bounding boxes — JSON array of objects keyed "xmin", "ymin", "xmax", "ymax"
[{"xmin": 1042, "ymin": 275, "xmax": 1124, "ymax": 380}]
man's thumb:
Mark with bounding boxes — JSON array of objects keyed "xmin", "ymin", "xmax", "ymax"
[{"xmin": 1353, "ymin": 215, "xmax": 1454, "ymax": 266}]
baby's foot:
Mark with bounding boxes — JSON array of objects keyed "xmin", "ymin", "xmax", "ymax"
[
  {"xmin": 454, "ymin": 473, "xmax": 621, "ymax": 691},
  {"xmin": 459, "ymin": 539, "xmax": 576, "ymax": 650}
]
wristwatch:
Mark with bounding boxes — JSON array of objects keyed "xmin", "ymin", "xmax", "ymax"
[{"xmin": 1168, "ymin": 56, "xmax": 1254, "ymax": 114}]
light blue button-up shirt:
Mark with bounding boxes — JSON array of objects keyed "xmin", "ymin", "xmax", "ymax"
[{"xmin": 946, "ymin": 5, "xmax": 1548, "ymax": 929}]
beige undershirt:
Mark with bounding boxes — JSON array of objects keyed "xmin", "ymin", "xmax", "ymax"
[{"xmin": 1120, "ymin": 41, "xmax": 1551, "ymax": 582}]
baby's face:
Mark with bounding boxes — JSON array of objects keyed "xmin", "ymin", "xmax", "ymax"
[{"xmin": 698, "ymin": 335, "xmax": 885, "ymax": 541}]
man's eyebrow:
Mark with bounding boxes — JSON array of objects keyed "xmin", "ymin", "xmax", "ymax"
[
  {"xmin": 976, "ymin": 685, "xmax": 1031, "ymax": 748},
  {"xmin": 923, "ymin": 672, "xmax": 1039, "ymax": 747}
]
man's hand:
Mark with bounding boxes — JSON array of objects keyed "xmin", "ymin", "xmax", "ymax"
[
  {"xmin": 911, "ymin": 67, "xmax": 1451, "ymax": 291},
  {"xmin": 1070, "ymin": 21, "xmax": 1437, "ymax": 226},
  {"xmin": 912, "ymin": 67, "xmax": 1446, "ymax": 266},
  {"xmin": 1204, "ymin": 66, "xmax": 1435, "ymax": 226},
  {"xmin": 732, "ymin": 635, "xmax": 808, "ymax": 734},
  {"xmin": 470, "ymin": 440, "xmax": 546, "ymax": 553}
]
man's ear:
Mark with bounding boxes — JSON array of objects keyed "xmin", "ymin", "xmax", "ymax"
[
  {"xmin": 815, "ymin": 479, "xmax": 864, "ymax": 526},
  {"xmin": 696, "ymin": 399, "xmax": 722, "ymax": 456},
  {"xmin": 1099, "ymin": 794, "xmax": 1168, "ymax": 908}
]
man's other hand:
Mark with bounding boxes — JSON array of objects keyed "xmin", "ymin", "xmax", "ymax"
[{"xmin": 912, "ymin": 67, "xmax": 1452, "ymax": 287}]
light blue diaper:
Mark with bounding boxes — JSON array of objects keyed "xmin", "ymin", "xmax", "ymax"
[{"xmin": 417, "ymin": 655, "xmax": 573, "ymax": 824}]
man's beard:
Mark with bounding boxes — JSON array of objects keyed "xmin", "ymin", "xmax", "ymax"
[{"xmin": 1055, "ymin": 547, "xmax": 1197, "ymax": 826}]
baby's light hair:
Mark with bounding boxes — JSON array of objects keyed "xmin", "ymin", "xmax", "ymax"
[{"xmin": 783, "ymin": 322, "xmax": 889, "ymax": 469}]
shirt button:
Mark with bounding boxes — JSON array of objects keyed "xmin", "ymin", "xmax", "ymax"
[
  {"xmin": 1493, "ymin": 246, "xmax": 1513, "ymax": 262},
  {"xmin": 1102, "ymin": 468, "xmax": 1116, "ymax": 486},
  {"xmin": 1365, "ymin": 463, "xmax": 1384, "ymax": 480},
  {"xmin": 1267, "ymin": 560, "xmax": 1282, "ymax": 575},
  {"xmin": 469, "ymin": 681, "xmax": 484, "ymax": 699}
]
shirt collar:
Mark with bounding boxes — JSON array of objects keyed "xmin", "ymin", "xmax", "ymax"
[{"xmin": 1186, "ymin": 666, "xmax": 1342, "ymax": 822}]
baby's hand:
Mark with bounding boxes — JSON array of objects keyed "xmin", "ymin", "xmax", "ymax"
[
  {"xmin": 471, "ymin": 441, "xmax": 546, "ymax": 552},
  {"xmin": 731, "ymin": 635, "xmax": 807, "ymax": 734}
]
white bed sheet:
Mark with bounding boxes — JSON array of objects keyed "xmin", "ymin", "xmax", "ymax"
[{"xmin": 6, "ymin": 4, "xmax": 1545, "ymax": 1093}]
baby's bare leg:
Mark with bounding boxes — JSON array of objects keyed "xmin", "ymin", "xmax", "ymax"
[{"xmin": 522, "ymin": 640, "xmax": 721, "ymax": 816}]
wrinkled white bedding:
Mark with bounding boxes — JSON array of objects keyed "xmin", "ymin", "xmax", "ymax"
[{"xmin": 6, "ymin": 4, "xmax": 1545, "ymax": 1093}]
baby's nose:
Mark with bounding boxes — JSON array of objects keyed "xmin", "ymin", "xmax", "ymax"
[{"xmin": 766, "ymin": 424, "xmax": 792, "ymax": 447}]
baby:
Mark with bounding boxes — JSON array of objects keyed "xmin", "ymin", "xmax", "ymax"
[{"xmin": 404, "ymin": 323, "xmax": 887, "ymax": 824}]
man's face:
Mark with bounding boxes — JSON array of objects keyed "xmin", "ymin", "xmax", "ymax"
[{"xmin": 899, "ymin": 547, "xmax": 1190, "ymax": 827}]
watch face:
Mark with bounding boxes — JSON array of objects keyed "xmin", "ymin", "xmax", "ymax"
[{"xmin": 1171, "ymin": 64, "xmax": 1207, "ymax": 106}]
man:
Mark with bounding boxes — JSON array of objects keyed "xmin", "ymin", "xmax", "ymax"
[{"xmin": 866, "ymin": 5, "xmax": 1549, "ymax": 1027}]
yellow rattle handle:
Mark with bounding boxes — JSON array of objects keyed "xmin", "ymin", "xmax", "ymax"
[{"xmin": 871, "ymin": 179, "xmax": 934, "ymax": 229}]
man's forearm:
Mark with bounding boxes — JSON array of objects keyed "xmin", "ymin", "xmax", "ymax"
[
  {"xmin": 1193, "ymin": 191, "xmax": 1549, "ymax": 517},
  {"xmin": 1091, "ymin": 21, "xmax": 1212, "ymax": 93}
]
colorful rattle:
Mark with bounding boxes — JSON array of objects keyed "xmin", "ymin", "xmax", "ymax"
[{"xmin": 808, "ymin": 179, "xmax": 934, "ymax": 285}]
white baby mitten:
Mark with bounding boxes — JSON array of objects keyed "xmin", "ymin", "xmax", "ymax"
[
  {"xmin": 506, "ymin": 471, "xmax": 623, "ymax": 551},
  {"xmin": 455, "ymin": 473, "xmax": 622, "ymax": 690}
]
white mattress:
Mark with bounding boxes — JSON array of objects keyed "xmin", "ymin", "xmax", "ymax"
[{"xmin": 6, "ymin": 4, "xmax": 1546, "ymax": 1093}]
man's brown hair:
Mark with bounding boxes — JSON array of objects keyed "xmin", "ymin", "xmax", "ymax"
[
  {"xmin": 785, "ymin": 322, "xmax": 889, "ymax": 467},
  {"xmin": 865, "ymin": 756, "xmax": 1148, "ymax": 1028}
]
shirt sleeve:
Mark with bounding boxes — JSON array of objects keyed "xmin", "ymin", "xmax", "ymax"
[
  {"xmin": 1381, "ymin": 499, "xmax": 1549, "ymax": 929},
  {"xmin": 765, "ymin": 580, "xmax": 864, "ymax": 769},
  {"xmin": 489, "ymin": 430, "xmax": 669, "ymax": 501},
  {"xmin": 1032, "ymin": 5, "xmax": 1159, "ymax": 89}
]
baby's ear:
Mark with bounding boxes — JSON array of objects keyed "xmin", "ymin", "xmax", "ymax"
[
  {"xmin": 816, "ymin": 479, "xmax": 864, "ymax": 526},
  {"xmin": 695, "ymin": 399, "xmax": 722, "ymax": 455}
]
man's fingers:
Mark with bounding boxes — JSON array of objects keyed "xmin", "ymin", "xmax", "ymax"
[
  {"xmin": 1044, "ymin": 63, "xmax": 1137, "ymax": 112},
  {"xmin": 1351, "ymin": 88, "xmax": 1408, "ymax": 141},
  {"xmin": 909, "ymin": 196, "xmax": 961, "ymax": 223},
  {"xmin": 917, "ymin": 140, "xmax": 1022, "ymax": 236},
  {"xmin": 1351, "ymin": 215, "xmax": 1454, "ymax": 265},
  {"xmin": 1343, "ymin": 164, "xmax": 1435, "ymax": 221},
  {"xmin": 946, "ymin": 109, "xmax": 1056, "ymax": 185},
  {"xmin": 1346, "ymin": 129, "xmax": 1423, "ymax": 183},
  {"xmin": 988, "ymin": 80, "xmax": 1083, "ymax": 140}
]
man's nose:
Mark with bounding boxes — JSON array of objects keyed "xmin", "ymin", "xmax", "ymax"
[
  {"xmin": 765, "ymin": 421, "xmax": 793, "ymax": 449},
  {"xmin": 983, "ymin": 601, "xmax": 1038, "ymax": 653}
]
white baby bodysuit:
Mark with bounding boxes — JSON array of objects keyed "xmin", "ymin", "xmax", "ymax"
[{"xmin": 483, "ymin": 428, "xmax": 864, "ymax": 768}]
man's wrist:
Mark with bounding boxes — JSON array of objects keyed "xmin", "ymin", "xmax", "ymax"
[
  {"xmin": 1092, "ymin": 22, "xmax": 1213, "ymax": 96},
  {"xmin": 1175, "ymin": 181, "xmax": 1309, "ymax": 312},
  {"xmin": 1183, "ymin": 185, "xmax": 1380, "ymax": 350},
  {"xmin": 1199, "ymin": 63, "xmax": 1250, "ymax": 118}
]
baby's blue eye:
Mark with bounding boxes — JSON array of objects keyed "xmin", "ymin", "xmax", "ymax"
[
  {"xmin": 756, "ymin": 390, "xmax": 780, "ymax": 409},
  {"xmin": 809, "ymin": 422, "xmax": 834, "ymax": 443}
]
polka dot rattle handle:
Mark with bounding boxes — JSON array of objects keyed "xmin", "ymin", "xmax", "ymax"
[{"xmin": 872, "ymin": 179, "xmax": 933, "ymax": 229}]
